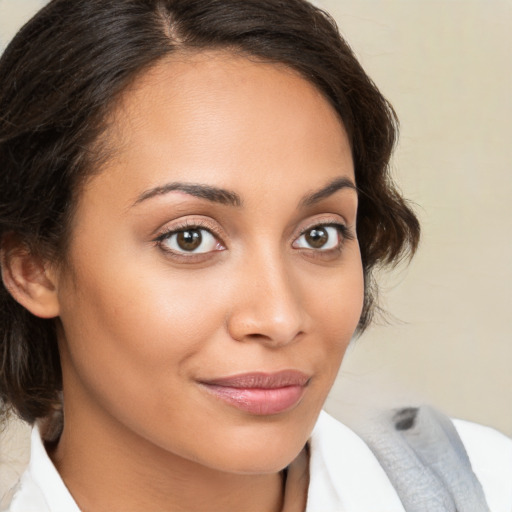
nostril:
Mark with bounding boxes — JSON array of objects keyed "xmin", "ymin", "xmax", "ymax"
[
  {"xmin": 246, "ymin": 333, "xmax": 269, "ymax": 341},
  {"xmin": 239, "ymin": 329, "xmax": 304, "ymax": 346}
]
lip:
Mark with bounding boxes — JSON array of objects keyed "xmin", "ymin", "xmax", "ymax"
[{"xmin": 199, "ymin": 370, "xmax": 310, "ymax": 415}]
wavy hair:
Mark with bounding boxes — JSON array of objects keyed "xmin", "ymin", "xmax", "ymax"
[{"xmin": 0, "ymin": 0, "xmax": 420, "ymax": 423}]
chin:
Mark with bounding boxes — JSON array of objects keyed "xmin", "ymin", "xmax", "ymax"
[
  {"xmin": 188, "ymin": 410, "xmax": 316, "ymax": 474},
  {"xmin": 209, "ymin": 442, "xmax": 304, "ymax": 475}
]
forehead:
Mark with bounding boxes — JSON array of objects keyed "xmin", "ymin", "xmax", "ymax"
[{"xmin": 89, "ymin": 50, "xmax": 354, "ymax": 205}]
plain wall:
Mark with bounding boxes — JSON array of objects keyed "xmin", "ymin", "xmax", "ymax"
[
  {"xmin": 319, "ymin": 0, "xmax": 512, "ymax": 439},
  {"xmin": 1, "ymin": 0, "xmax": 511, "ymax": 495}
]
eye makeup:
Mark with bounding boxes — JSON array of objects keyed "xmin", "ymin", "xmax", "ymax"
[{"xmin": 152, "ymin": 212, "xmax": 356, "ymax": 266}]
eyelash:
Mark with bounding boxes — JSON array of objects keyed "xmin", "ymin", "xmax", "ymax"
[
  {"xmin": 154, "ymin": 219, "xmax": 225, "ymax": 262},
  {"xmin": 296, "ymin": 222, "xmax": 354, "ymax": 247},
  {"xmin": 154, "ymin": 220, "xmax": 354, "ymax": 261}
]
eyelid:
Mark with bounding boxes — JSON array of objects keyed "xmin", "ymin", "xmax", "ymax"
[
  {"xmin": 295, "ymin": 215, "xmax": 355, "ymax": 241},
  {"xmin": 153, "ymin": 217, "xmax": 225, "ymax": 243},
  {"xmin": 151, "ymin": 214, "xmax": 355, "ymax": 261},
  {"xmin": 297, "ymin": 221, "xmax": 353, "ymax": 238}
]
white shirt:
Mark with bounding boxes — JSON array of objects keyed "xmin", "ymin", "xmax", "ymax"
[{"xmin": 4, "ymin": 411, "xmax": 512, "ymax": 512}]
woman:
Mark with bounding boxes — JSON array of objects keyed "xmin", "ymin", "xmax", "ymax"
[{"xmin": 0, "ymin": 1, "xmax": 510, "ymax": 511}]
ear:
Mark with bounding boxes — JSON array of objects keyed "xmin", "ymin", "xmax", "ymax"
[{"xmin": 0, "ymin": 234, "xmax": 60, "ymax": 319}]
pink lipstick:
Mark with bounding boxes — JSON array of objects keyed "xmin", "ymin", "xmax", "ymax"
[{"xmin": 199, "ymin": 370, "xmax": 310, "ymax": 415}]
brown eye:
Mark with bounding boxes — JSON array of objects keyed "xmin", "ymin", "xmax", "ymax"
[
  {"xmin": 177, "ymin": 229, "xmax": 202, "ymax": 251},
  {"xmin": 305, "ymin": 227, "xmax": 328, "ymax": 248},
  {"xmin": 159, "ymin": 227, "xmax": 221, "ymax": 254},
  {"xmin": 293, "ymin": 225, "xmax": 342, "ymax": 251}
]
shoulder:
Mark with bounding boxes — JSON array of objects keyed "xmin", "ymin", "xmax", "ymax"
[
  {"xmin": 311, "ymin": 408, "xmax": 512, "ymax": 512},
  {"xmin": 2, "ymin": 426, "xmax": 79, "ymax": 512},
  {"xmin": 308, "ymin": 411, "xmax": 406, "ymax": 511},
  {"xmin": 453, "ymin": 418, "xmax": 512, "ymax": 512},
  {"xmin": 1, "ymin": 471, "xmax": 48, "ymax": 512}
]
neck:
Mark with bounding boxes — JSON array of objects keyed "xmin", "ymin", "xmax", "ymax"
[{"xmin": 50, "ymin": 407, "xmax": 286, "ymax": 512}]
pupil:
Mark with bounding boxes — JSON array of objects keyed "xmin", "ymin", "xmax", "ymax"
[
  {"xmin": 177, "ymin": 230, "xmax": 202, "ymax": 251},
  {"xmin": 306, "ymin": 227, "xmax": 328, "ymax": 248}
]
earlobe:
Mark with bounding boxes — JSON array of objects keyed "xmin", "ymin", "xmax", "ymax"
[{"xmin": 0, "ymin": 236, "xmax": 60, "ymax": 319}]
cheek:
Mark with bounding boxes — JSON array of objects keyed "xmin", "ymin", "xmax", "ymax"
[
  {"xmin": 58, "ymin": 264, "xmax": 215, "ymax": 369},
  {"xmin": 307, "ymin": 249, "xmax": 364, "ymax": 341},
  {"xmin": 296, "ymin": 246, "xmax": 365, "ymax": 387},
  {"xmin": 322, "ymin": 255, "xmax": 364, "ymax": 365},
  {"xmin": 55, "ymin": 251, "xmax": 219, "ymax": 412},
  {"xmin": 55, "ymin": 260, "xmax": 237, "ymax": 463}
]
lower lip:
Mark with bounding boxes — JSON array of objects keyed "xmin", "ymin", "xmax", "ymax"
[{"xmin": 201, "ymin": 384, "xmax": 306, "ymax": 415}]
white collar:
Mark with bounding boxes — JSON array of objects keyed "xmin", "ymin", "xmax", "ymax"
[
  {"xmin": 8, "ymin": 411, "xmax": 405, "ymax": 512},
  {"xmin": 8, "ymin": 425, "xmax": 79, "ymax": 512},
  {"xmin": 307, "ymin": 410, "xmax": 405, "ymax": 511}
]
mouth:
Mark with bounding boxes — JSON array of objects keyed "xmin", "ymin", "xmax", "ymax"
[{"xmin": 199, "ymin": 370, "xmax": 310, "ymax": 415}]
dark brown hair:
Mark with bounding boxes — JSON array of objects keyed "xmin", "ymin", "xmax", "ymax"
[{"xmin": 0, "ymin": 0, "xmax": 419, "ymax": 423}]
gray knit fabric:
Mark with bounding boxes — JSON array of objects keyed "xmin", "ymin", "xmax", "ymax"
[{"xmin": 357, "ymin": 406, "xmax": 490, "ymax": 512}]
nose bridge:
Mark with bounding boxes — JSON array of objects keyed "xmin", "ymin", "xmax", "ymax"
[{"xmin": 227, "ymin": 247, "xmax": 306, "ymax": 345}]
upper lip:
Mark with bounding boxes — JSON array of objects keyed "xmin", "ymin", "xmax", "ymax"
[{"xmin": 200, "ymin": 370, "xmax": 310, "ymax": 389}]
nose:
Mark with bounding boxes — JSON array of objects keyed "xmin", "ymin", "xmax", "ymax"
[{"xmin": 226, "ymin": 254, "xmax": 308, "ymax": 347}]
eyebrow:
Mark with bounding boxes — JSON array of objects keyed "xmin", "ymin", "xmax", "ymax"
[
  {"xmin": 299, "ymin": 177, "xmax": 358, "ymax": 208},
  {"xmin": 133, "ymin": 176, "xmax": 357, "ymax": 209},
  {"xmin": 133, "ymin": 182, "xmax": 243, "ymax": 207}
]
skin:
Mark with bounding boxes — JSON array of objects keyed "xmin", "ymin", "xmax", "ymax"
[{"xmin": 9, "ymin": 52, "xmax": 364, "ymax": 511}]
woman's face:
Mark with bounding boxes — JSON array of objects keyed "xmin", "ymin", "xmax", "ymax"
[{"xmin": 55, "ymin": 52, "xmax": 364, "ymax": 473}]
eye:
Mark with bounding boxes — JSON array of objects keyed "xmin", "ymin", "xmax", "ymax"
[
  {"xmin": 158, "ymin": 227, "xmax": 223, "ymax": 254},
  {"xmin": 293, "ymin": 225, "xmax": 343, "ymax": 250}
]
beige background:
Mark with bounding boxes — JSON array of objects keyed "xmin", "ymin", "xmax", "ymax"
[
  {"xmin": 1, "ymin": 0, "xmax": 511, "ymax": 495},
  {"xmin": 319, "ymin": 0, "xmax": 512, "ymax": 439}
]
